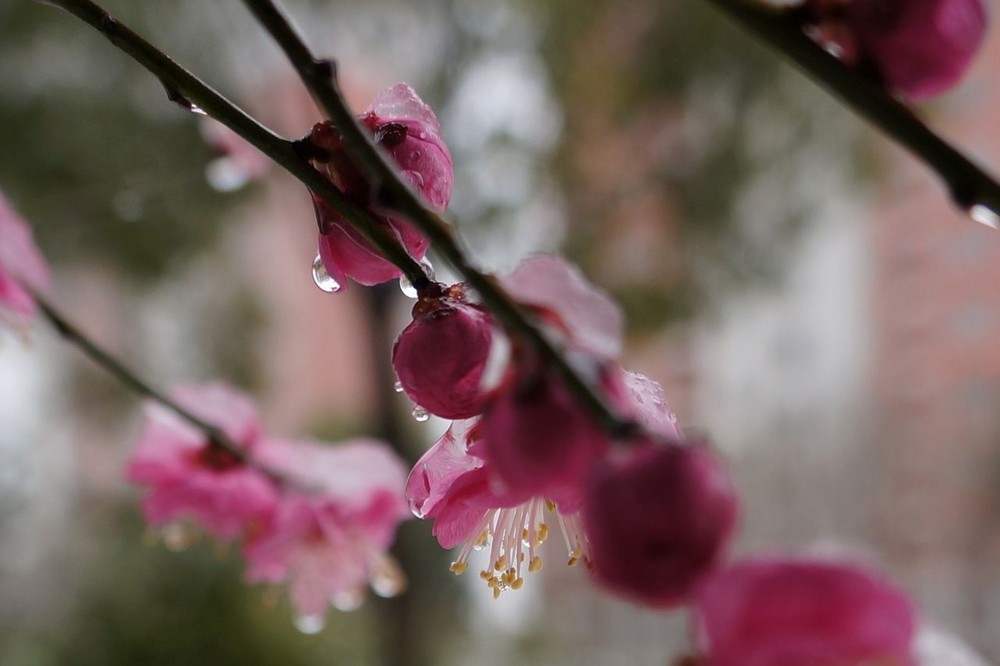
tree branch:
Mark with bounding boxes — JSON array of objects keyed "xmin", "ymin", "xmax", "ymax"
[
  {"xmin": 241, "ymin": 0, "xmax": 638, "ymax": 437},
  {"xmin": 703, "ymin": 0, "xmax": 1000, "ymax": 222},
  {"xmin": 43, "ymin": 0, "xmax": 428, "ymax": 286}
]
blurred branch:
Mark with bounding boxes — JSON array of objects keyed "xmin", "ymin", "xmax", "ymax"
[
  {"xmin": 242, "ymin": 0, "xmax": 638, "ymax": 438},
  {"xmin": 704, "ymin": 0, "xmax": 1000, "ymax": 220},
  {"xmin": 43, "ymin": 0, "xmax": 428, "ymax": 287}
]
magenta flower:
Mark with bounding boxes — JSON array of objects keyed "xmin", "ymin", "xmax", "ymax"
[
  {"xmin": 582, "ymin": 438, "xmax": 737, "ymax": 609},
  {"xmin": 693, "ymin": 556, "xmax": 917, "ymax": 666},
  {"xmin": 124, "ymin": 384, "xmax": 278, "ymax": 541},
  {"xmin": 407, "ymin": 371, "xmax": 686, "ymax": 597},
  {"xmin": 0, "ymin": 193, "xmax": 50, "ymax": 328},
  {"xmin": 392, "ymin": 283, "xmax": 494, "ymax": 419},
  {"xmin": 310, "ymin": 83, "xmax": 453, "ymax": 288},
  {"xmin": 848, "ymin": 0, "xmax": 988, "ymax": 100},
  {"xmin": 244, "ymin": 439, "xmax": 410, "ymax": 621},
  {"xmin": 479, "ymin": 255, "xmax": 626, "ymax": 505},
  {"xmin": 405, "ymin": 419, "xmax": 586, "ymax": 597}
]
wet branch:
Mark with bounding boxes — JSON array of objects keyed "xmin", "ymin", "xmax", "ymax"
[
  {"xmin": 43, "ymin": 0, "xmax": 427, "ymax": 287},
  {"xmin": 704, "ymin": 0, "xmax": 1000, "ymax": 219},
  {"xmin": 241, "ymin": 0, "xmax": 638, "ymax": 437}
]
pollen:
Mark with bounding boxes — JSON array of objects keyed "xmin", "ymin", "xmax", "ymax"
[{"xmin": 446, "ymin": 497, "xmax": 590, "ymax": 598}]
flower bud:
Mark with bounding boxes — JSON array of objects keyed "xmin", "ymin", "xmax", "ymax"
[
  {"xmin": 694, "ymin": 556, "xmax": 917, "ymax": 665},
  {"xmin": 848, "ymin": 0, "xmax": 987, "ymax": 100},
  {"xmin": 582, "ymin": 439, "xmax": 737, "ymax": 608},
  {"xmin": 392, "ymin": 287, "xmax": 493, "ymax": 420}
]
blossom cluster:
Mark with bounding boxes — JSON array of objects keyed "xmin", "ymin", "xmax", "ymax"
[
  {"xmin": 0, "ymin": 194, "xmax": 50, "ymax": 331},
  {"xmin": 804, "ymin": 0, "xmax": 988, "ymax": 100},
  {"xmin": 125, "ymin": 383, "xmax": 410, "ymax": 629}
]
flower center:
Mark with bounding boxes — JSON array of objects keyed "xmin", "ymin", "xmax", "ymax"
[{"xmin": 448, "ymin": 498, "xmax": 589, "ymax": 598}]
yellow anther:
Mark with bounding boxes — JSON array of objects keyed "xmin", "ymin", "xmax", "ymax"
[
  {"xmin": 567, "ymin": 548, "xmax": 584, "ymax": 567},
  {"xmin": 494, "ymin": 555, "xmax": 507, "ymax": 571},
  {"xmin": 529, "ymin": 555, "xmax": 543, "ymax": 572},
  {"xmin": 492, "ymin": 587, "xmax": 502, "ymax": 599},
  {"xmin": 479, "ymin": 570, "xmax": 492, "ymax": 580},
  {"xmin": 449, "ymin": 561, "xmax": 468, "ymax": 575},
  {"xmin": 537, "ymin": 523, "xmax": 549, "ymax": 543},
  {"xmin": 475, "ymin": 530, "xmax": 489, "ymax": 547},
  {"xmin": 521, "ymin": 528, "xmax": 529, "ymax": 541},
  {"xmin": 545, "ymin": 499, "xmax": 556, "ymax": 512},
  {"xmin": 511, "ymin": 577, "xmax": 525, "ymax": 590},
  {"xmin": 518, "ymin": 552, "xmax": 525, "ymax": 563}
]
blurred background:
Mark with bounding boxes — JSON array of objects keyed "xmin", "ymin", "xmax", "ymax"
[{"xmin": 1, "ymin": 0, "xmax": 999, "ymax": 664}]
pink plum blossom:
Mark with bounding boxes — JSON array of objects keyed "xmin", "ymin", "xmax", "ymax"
[
  {"xmin": 124, "ymin": 384, "xmax": 278, "ymax": 541},
  {"xmin": 693, "ymin": 556, "xmax": 917, "ymax": 666},
  {"xmin": 847, "ymin": 0, "xmax": 988, "ymax": 100},
  {"xmin": 582, "ymin": 438, "xmax": 737, "ymax": 608},
  {"xmin": 0, "ymin": 193, "xmax": 50, "ymax": 328},
  {"xmin": 407, "ymin": 371, "xmax": 686, "ymax": 597},
  {"xmin": 392, "ymin": 283, "xmax": 494, "ymax": 419},
  {"xmin": 244, "ymin": 439, "xmax": 410, "ymax": 620},
  {"xmin": 405, "ymin": 418, "xmax": 583, "ymax": 597},
  {"xmin": 479, "ymin": 255, "xmax": 627, "ymax": 505},
  {"xmin": 310, "ymin": 83, "xmax": 453, "ymax": 288}
]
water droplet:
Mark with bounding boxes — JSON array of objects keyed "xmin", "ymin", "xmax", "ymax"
[
  {"xmin": 419, "ymin": 256, "xmax": 435, "ymax": 280},
  {"xmin": 312, "ymin": 254, "xmax": 341, "ymax": 292},
  {"xmin": 393, "ymin": 380, "xmax": 404, "ymax": 393},
  {"xmin": 399, "ymin": 275, "xmax": 418, "ymax": 298},
  {"xmin": 161, "ymin": 523, "xmax": 196, "ymax": 552},
  {"xmin": 331, "ymin": 588, "xmax": 364, "ymax": 612},
  {"xmin": 408, "ymin": 498, "xmax": 426, "ymax": 518},
  {"xmin": 206, "ymin": 158, "xmax": 250, "ymax": 192},
  {"xmin": 970, "ymin": 203, "xmax": 1000, "ymax": 229},
  {"xmin": 412, "ymin": 405, "xmax": 430, "ymax": 422},
  {"xmin": 369, "ymin": 555, "xmax": 407, "ymax": 598},
  {"xmin": 189, "ymin": 104, "xmax": 208, "ymax": 116},
  {"xmin": 398, "ymin": 257, "xmax": 435, "ymax": 298},
  {"xmin": 418, "ymin": 131, "xmax": 427, "ymax": 140},
  {"xmin": 294, "ymin": 614, "xmax": 326, "ymax": 634}
]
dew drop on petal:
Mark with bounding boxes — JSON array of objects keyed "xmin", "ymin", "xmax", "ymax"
[
  {"xmin": 161, "ymin": 523, "xmax": 196, "ymax": 552},
  {"xmin": 206, "ymin": 158, "xmax": 250, "ymax": 192},
  {"xmin": 393, "ymin": 380, "xmax": 404, "ymax": 393},
  {"xmin": 419, "ymin": 256, "xmax": 435, "ymax": 280},
  {"xmin": 331, "ymin": 588, "xmax": 365, "ymax": 612},
  {"xmin": 970, "ymin": 203, "xmax": 1000, "ymax": 230},
  {"xmin": 312, "ymin": 253, "xmax": 341, "ymax": 292},
  {"xmin": 412, "ymin": 405, "xmax": 430, "ymax": 422},
  {"xmin": 399, "ymin": 275, "xmax": 418, "ymax": 298},
  {"xmin": 293, "ymin": 614, "xmax": 326, "ymax": 635},
  {"xmin": 369, "ymin": 555, "xmax": 407, "ymax": 598}
]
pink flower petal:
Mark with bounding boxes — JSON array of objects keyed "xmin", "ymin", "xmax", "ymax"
[{"xmin": 695, "ymin": 556, "xmax": 917, "ymax": 666}]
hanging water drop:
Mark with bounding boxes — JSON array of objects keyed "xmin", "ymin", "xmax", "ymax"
[
  {"xmin": 161, "ymin": 523, "xmax": 196, "ymax": 552},
  {"xmin": 399, "ymin": 274, "xmax": 418, "ymax": 298},
  {"xmin": 331, "ymin": 588, "xmax": 364, "ymax": 612},
  {"xmin": 369, "ymin": 555, "xmax": 407, "ymax": 598},
  {"xmin": 419, "ymin": 256, "xmax": 435, "ymax": 280},
  {"xmin": 393, "ymin": 380, "xmax": 404, "ymax": 393},
  {"xmin": 969, "ymin": 203, "xmax": 1000, "ymax": 230},
  {"xmin": 293, "ymin": 614, "xmax": 326, "ymax": 635},
  {"xmin": 412, "ymin": 405, "xmax": 430, "ymax": 422},
  {"xmin": 312, "ymin": 254, "xmax": 341, "ymax": 292}
]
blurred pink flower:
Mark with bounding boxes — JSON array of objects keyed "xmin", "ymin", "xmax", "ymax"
[
  {"xmin": 392, "ymin": 283, "xmax": 494, "ymax": 419},
  {"xmin": 848, "ymin": 0, "xmax": 988, "ymax": 100},
  {"xmin": 583, "ymin": 438, "xmax": 737, "ymax": 608},
  {"xmin": 693, "ymin": 556, "xmax": 917, "ymax": 666},
  {"xmin": 479, "ymin": 255, "xmax": 626, "ymax": 504},
  {"xmin": 311, "ymin": 83, "xmax": 453, "ymax": 288},
  {"xmin": 0, "ymin": 193, "xmax": 50, "ymax": 327},
  {"xmin": 200, "ymin": 117, "xmax": 270, "ymax": 191},
  {"xmin": 408, "ymin": 371, "xmax": 685, "ymax": 597},
  {"xmin": 125, "ymin": 384, "xmax": 278, "ymax": 541},
  {"xmin": 245, "ymin": 439, "xmax": 410, "ymax": 620}
]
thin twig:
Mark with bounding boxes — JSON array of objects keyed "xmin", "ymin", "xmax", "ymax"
[
  {"xmin": 31, "ymin": 290, "xmax": 299, "ymax": 485},
  {"xmin": 43, "ymin": 0, "xmax": 427, "ymax": 287},
  {"xmin": 32, "ymin": 292, "xmax": 241, "ymax": 456},
  {"xmin": 241, "ymin": 0, "xmax": 638, "ymax": 437},
  {"xmin": 704, "ymin": 0, "xmax": 1000, "ymax": 217}
]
